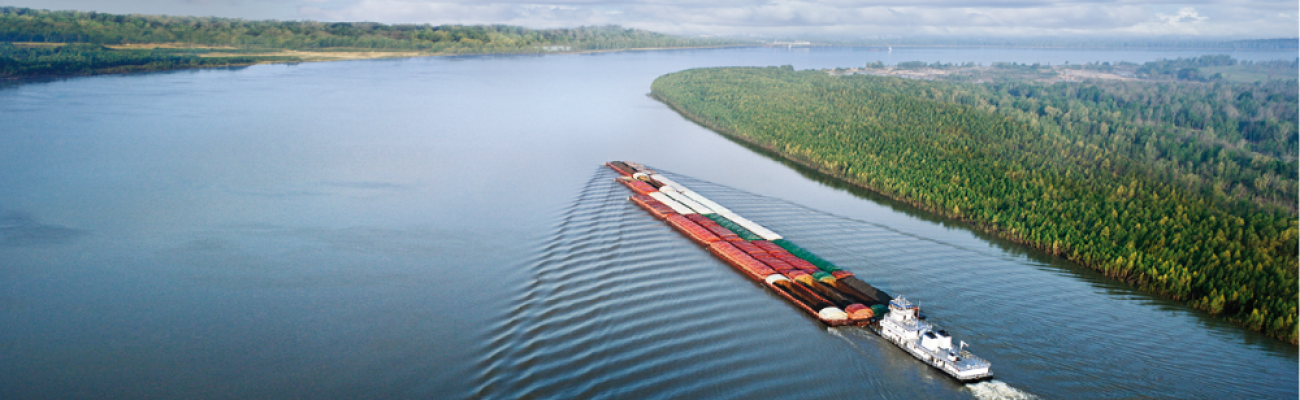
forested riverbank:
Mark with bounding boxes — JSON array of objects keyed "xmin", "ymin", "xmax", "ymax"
[
  {"xmin": 0, "ymin": 6, "xmax": 751, "ymax": 79},
  {"xmin": 651, "ymin": 64, "xmax": 1298, "ymax": 343},
  {"xmin": 0, "ymin": 42, "xmax": 304, "ymax": 78}
]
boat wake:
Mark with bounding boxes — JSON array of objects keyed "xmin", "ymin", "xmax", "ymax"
[
  {"xmin": 470, "ymin": 167, "xmax": 822, "ymax": 399},
  {"xmin": 967, "ymin": 380, "xmax": 1038, "ymax": 400},
  {"xmin": 473, "ymin": 166, "xmax": 1037, "ymax": 399}
]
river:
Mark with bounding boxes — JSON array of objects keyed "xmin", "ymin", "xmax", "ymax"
[{"xmin": 1, "ymin": 47, "xmax": 1295, "ymax": 399}]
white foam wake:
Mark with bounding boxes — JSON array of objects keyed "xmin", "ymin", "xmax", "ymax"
[{"xmin": 967, "ymin": 380, "xmax": 1039, "ymax": 400}]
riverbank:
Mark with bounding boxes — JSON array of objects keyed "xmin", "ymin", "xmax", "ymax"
[
  {"xmin": 655, "ymin": 90, "xmax": 1298, "ymax": 344},
  {"xmin": 192, "ymin": 43, "xmax": 755, "ymax": 62},
  {"xmin": 1, "ymin": 7, "xmax": 755, "ymax": 80},
  {"xmin": 1, "ymin": 42, "xmax": 758, "ymax": 81},
  {"xmin": 650, "ymin": 67, "xmax": 1298, "ymax": 344}
]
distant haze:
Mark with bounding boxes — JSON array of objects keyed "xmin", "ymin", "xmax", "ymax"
[{"xmin": 11, "ymin": 0, "xmax": 1297, "ymax": 39}]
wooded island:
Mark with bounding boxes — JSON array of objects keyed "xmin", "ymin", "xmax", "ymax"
[{"xmin": 652, "ymin": 59, "xmax": 1298, "ymax": 343}]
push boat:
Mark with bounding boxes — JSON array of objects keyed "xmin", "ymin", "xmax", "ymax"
[{"xmin": 606, "ymin": 161, "xmax": 993, "ymax": 382}]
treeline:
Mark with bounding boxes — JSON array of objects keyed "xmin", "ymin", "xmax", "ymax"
[
  {"xmin": 651, "ymin": 66, "xmax": 1298, "ymax": 343},
  {"xmin": 0, "ymin": 42, "xmax": 297, "ymax": 78},
  {"xmin": 1134, "ymin": 55, "xmax": 1298, "ymax": 82},
  {"xmin": 0, "ymin": 7, "xmax": 746, "ymax": 52},
  {"xmin": 0, "ymin": 6, "xmax": 749, "ymax": 79},
  {"xmin": 1132, "ymin": 55, "xmax": 1231, "ymax": 82}
]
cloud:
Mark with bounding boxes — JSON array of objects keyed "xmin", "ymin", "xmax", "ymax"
[
  {"xmin": 1162, "ymin": 7, "xmax": 1209, "ymax": 23},
  {"xmin": 1122, "ymin": 6, "xmax": 1208, "ymax": 34},
  {"xmin": 299, "ymin": 0, "xmax": 622, "ymax": 26},
  {"xmin": 292, "ymin": 0, "xmax": 1296, "ymax": 38}
]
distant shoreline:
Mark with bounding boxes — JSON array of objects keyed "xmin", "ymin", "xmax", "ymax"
[
  {"xmin": 777, "ymin": 44, "xmax": 1298, "ymax": 51},
  {"xmin": 5, "ymin": 41, "xmax": 1294, "ymax": 83},
  {"xmin": 0, "ymin": 44, "xmax": 759, "ymax": 82},
  {"xmin": 200, "ymin": 43, "xmax": 757, "ymax": 61}
]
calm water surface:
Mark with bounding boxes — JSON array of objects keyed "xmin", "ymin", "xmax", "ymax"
[{"xmin": 1, "ymin": 47, "xmax": 1295, "ymax": 399}]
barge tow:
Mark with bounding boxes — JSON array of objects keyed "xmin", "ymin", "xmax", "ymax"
[{"xmin": 606, "ymin": 161, "xmax": 993, "ymax": 382}]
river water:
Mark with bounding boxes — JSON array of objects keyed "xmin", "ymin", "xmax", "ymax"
[{"xmin": 1, "ymin": 47, "xmax": 1295, "ymax": 399}]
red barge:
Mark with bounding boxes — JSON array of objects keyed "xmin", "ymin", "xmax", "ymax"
[{"xmin": 606, "ymin": 161, "xmax": 891, "ymax": 326}]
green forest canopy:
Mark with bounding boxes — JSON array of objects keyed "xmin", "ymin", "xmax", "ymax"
[
  {"xmin": 872, "ymin": 56, "xmax": 1300, "ymax": 211},
  {"xmin": 651, "ymin": 64, "xmax": 1298, "ymax": 343},
  {"xmin": 0, "ymin": 6, "xmax": 750, "ymax": 79},
  {"xmin": 0, "ymin": 42, "xmax": 303, "ymax": 78},
  {"xmin": 0, "ymin": 6, "xmax": 748, "ymax": 51}
]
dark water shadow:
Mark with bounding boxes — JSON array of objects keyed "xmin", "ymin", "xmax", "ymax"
[
  {"xmin": 0, "ymin": 211, "xmax": 87, "ymax": 247},
  {"xmin": 0, "ymin": 65, "xmax": 258, "ymax": 91}
]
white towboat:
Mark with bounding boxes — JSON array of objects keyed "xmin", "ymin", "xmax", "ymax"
[{"xmin": 873, "ymin": 296, "xmax": 993, "ymax": 381}]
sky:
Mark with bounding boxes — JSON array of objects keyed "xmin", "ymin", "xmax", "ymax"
[{"xmin": 10, "ymin": 0, "xmax": 1298, "ymax": 39}]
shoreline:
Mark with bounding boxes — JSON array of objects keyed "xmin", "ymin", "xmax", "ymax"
[
  {"xmin": 648, "ymin": 90, "xmax": 1298, "ymax": 345},
  {"xmin": 6, "ymin": 42, "xmax": 1293, "ymax": 83},
  {"xmin": 831, "ymin": 65, "xmax": 1138, "ymax": 83},
  {"xmin": 0, "ymin": 44, "xmax": 759, "ymax": 82},
  {"xmin": 205, "ymin": 43, "xmax": 757, "ymax": 61}
]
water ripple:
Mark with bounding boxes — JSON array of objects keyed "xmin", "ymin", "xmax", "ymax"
[{"xmin": 473, "ymin": 167, "xmax": 1296, "ymax": 400}]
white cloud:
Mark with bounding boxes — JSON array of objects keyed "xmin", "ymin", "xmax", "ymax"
[
  {"xmin": 299, "ymin": 0, "xmax": 626, "ymax": 26},
  {"xmin": 1123, "ymin": 6, "xmax": 1208, "ymax": 35},
  {"xmin": 1161, "ymin": 7, "xmax": 1209, "ymax": 23}
]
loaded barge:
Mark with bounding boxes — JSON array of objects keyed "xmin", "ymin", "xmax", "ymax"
[{"xmin": 606, "ymin": 161, "xmax": 993, "ymax": 382}]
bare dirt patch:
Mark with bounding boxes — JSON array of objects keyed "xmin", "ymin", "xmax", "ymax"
[
  {"xmin": 1056, "ymin": 69, "xmax": 1136, "ymax": 81},
  {"xmin": 106, "ymin": 43, "xmax": 239, "ymax": 50},
  {"xmin": 200, "ymin": 50, "xmax": 428, "ymax": 61},
  {"xmin": 832, "ymin": 66, "xmax": 1137, "ymax": 83}
]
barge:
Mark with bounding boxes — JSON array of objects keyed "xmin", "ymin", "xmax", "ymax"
[{"xmin": 606, "ymin": 161, "xmax": 992, "ymax": 382}]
